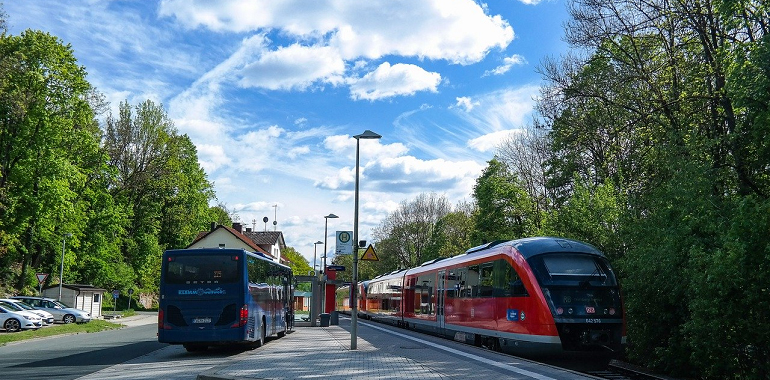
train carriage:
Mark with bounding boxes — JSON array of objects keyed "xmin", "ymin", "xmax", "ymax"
[{"xmin": 347, "ymin": 237, "xmax": 626, "ymax": 357}]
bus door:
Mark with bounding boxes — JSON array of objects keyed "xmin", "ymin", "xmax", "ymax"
[{"xmin": 437, "ymin": 270, "xmax": 446, "ymax": 331}]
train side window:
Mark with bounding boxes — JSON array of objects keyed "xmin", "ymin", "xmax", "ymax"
[
  {"xmin": 416, "ymin": 274, "xmax": 433, "ymax": 315},
  {"xmin": 466, "ymin": 265, "xmax": 480, "ymax": 297},
  {"xmin": 478, "ymin": 262, "xmax": 494, "ymax": 297},
  {"xmin": 494, "ymin": 259, "xmax": 528, "ymax": 297},
  {"xmin": 444, "ymin": 271, "xmax": 455, "ymax": 299},
  {"xmin": 455, "ymin": 268, "xmax": 468, "ymax": 298}
]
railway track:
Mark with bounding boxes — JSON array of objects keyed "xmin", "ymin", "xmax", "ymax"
[{"xmin": 585, "ymin": 360, "xmax": 677, "ymax": 380}]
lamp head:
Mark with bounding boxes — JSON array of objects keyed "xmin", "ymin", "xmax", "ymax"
[
  {"xmin": 353, "ymin": 130, "xmax": 381, "ymax": 140},
  {"xmin": 325, "ymin": 213, "xmax": 339, "ymax": 219}
]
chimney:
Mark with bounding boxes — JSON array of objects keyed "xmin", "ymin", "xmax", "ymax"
[
  {"xmin": 233, "ymin": 223, "xmax": 242, "ymax": 233},
  {"xmin": 245, "ymin": 227, "xmax": 252, "ymax": 233},
  {"xmin": 210, "ymin": 222, "xmax": 217, "ymax": 231}
]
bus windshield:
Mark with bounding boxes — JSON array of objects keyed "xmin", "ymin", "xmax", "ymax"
[{"xmin": 165, "ymin": 254, "xmax": 240, "ymax": 284}]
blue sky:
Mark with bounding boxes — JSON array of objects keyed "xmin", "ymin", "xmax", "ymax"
[{"xmin": 5, "ymin": 0, "xmax": 570, "ymax": 265}]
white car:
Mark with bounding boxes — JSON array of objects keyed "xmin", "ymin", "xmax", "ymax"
[
  {"xmin": 0, "ymin": 304, "xmax": 43, "ymax": 332},
  {"xmin": 0, "ymin": 299, "xmax": 55, "ymax": 325},
  {"xmin": 11, "ymin": 296, "xmax": 91, "ymax": 324}
]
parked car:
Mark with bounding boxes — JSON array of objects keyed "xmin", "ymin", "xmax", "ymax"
[
  {"xmin": 0, "ymin": 304, "xmax": 43, "ymax": 332},
  {"xmin": 10, "ymin": 296, "xmax": 92, "ymax": 324},
  {"xmin": 0, "ymin": 298, "xmax": 55, "ymax": 325}
]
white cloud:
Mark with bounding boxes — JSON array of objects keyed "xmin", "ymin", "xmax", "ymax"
[
  {"xmin": 467, "ymin": 129, "xmax": 525, "ymax": 152},
  {"xmin": 454, "ymin": 96, "xmax": 480, "ymax": 112},
  {"xmin": 323, "ymin": 134, "xmax": 409, "ymax": 162},
  {"xmin": 239, "ymin": 44, "xmax": 345, "ymax": 90},
  {"xmin": 196, "ymin": 144, "xmax": 230, "ymax": 172},
  {"xmin": 159, "ymin": 0, "xmax": 514, "ymax": 64},
  {"xmin": 287, "ymin": 146, "xmax": 311, "ymax": 159},
  {"xmin": 483, "ymin": 54, "xmax": 528, "ymax": 76},
  {"xmin": 350, "ymin": 63, "xmax": 441, "ymax": 101},
  {"xmin": 158, "ymin": 0, "xmax": 514, "ymax": 100},
  {"xmin": 455, "ymin": 86, "xmax": 539, "ymax": 133},
  {"xmin": 516, "ymin": 0, "xmax": 545, "ymax": 5},
  {"xmin": 317, "ymin": 135, "xmax": 484, "ymax": 198}
]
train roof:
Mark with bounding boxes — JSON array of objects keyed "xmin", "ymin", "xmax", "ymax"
[
  {"xmin": 365, "ymin": 237, "xmax": 605, "ymax": 283},
  {"xmin": 508, "ymin": 237, "xmax": 603, "ymax": 259}
]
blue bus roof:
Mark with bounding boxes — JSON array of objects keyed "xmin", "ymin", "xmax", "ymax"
[{"xmin": 163, "ymin": 248, "xmax": 291, "ymax": 270}]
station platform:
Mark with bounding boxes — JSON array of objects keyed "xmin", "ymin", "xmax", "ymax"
[{"xmin": 197, "ymin": 317, "xmax": 599, "ymax": 380}]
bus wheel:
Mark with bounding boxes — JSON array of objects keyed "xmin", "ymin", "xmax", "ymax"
[{"xmin": 254, "ymin": 320, "xmax": 266, "ymax": 348}]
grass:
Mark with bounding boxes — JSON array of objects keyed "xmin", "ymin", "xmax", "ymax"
[
  {"xmin": 0, "ymin": 320, "xmax": 123, "ymax": 346},
  {"xmin": 103, "ymin": 308, "xmax": 137, "ymax": 318}
]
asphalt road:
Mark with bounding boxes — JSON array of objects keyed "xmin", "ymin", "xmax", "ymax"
[
  {"xmin": 0, "ymin": 314, "xmax": 165, "ymax": 380},
  {"xmin": 0, "ymin": 313, "xmax": 257, "ymax": 380}
]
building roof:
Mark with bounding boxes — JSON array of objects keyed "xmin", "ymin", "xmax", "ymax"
[
  {"xmin": 243, "ymin": 230, "xmax": 286, "ymax": 249},
  {"xmin": 42, "ymin": 284, "xmax": 107, "ymax": 292},
  {"xmin": 188, "ymin": 225, "xmax": 272, "ymax": 257}
]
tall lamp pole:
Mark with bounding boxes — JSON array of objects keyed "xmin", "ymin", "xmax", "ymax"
[
  {"xmin": 59, "ymin": 233, "xmax": 72, "ymax": 301},
  {"xmin": 313, "ymin": 241, "xmax": 323, "ymax": 275},
  {"xmin": 351, "ymin": 129, "xmax": 381, "ymax": 350},
  {"xmin": 311, "ymin": 240, "xmax": 323, "ymax": 327},
  {"xmin": 322, "ymin": 213, "xmax": 339, "ymax": 313}
]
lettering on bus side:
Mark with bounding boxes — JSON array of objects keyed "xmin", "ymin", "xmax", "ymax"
[{"xmin": 178, "ymin": 287, "xmax": 227, "ymax": 296}]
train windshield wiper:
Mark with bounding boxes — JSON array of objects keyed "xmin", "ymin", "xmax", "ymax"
[{"xmin": 593, "ymin": 264, "xmax": 608, "ymax": 283}]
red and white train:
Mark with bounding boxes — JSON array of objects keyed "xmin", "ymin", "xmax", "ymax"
[{"xmin": 336, "ymin": 237, "xmax": 626, "ymax": 356}]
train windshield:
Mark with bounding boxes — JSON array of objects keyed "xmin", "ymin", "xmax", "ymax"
[
  {"xmin": 164, "ymin": 255, "xmax": 240, "ymax": 284},
  {"xmin": 534, "ymin": 254, "xmax": 617, "ymax": 286}
]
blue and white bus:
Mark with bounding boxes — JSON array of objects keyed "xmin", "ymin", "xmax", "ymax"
[{"xmin": 158, "ymin": 248, "xmax": 293, "ymax": 352}]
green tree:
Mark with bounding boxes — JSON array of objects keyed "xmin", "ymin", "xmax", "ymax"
[
  {"xmin": 472, "ymin": 159, "xmax": 538, "ymax": 244},
  {"xmin": 103, "ymin": 100, "xmax": 215, "ymax": 293},
  {"xmin": 282, "ymin": 246, "xmax": 312, "ymax": 291},
  {"xmin": 158, "ymin": 135, "xmax": 215, "ymax": 250},
  {"xmin": 423, "ymin": 201, "xmax": 476, "ymax": 259},
  {"xmin": 542, "ymin": 178, "xmax": 624, "ymax": 259},
  {"xmin": 282, "ymin": 246, "xmax": 311, "ymax": 277},
  {"xmin": 0, "ymin": 30, "xmax": 101, "ymax": 291},
  {"xmin": 533, "ymin": 0, "xmax": 770, "ymax": 377},
  {"xmin": 208, "ymin": 203, "xmax": 234, "ymax": 227},
  {"xmin": 371, "ymin": 193, "xmax": 451, "ymax": 268}
]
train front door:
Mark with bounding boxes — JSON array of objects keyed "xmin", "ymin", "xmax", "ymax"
[{"xmin": 437, "ymin": 270, "xmax": 445, "ymax": 331}]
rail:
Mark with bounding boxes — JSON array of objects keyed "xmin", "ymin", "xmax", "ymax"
[{"xmin": 585, "ymin": 360, "xmax": 678, "ymax": 380}]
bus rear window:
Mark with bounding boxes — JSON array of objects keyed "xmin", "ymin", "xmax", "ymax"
[{"xmin": 165, "ymin": 255, "xmax": 240, "ymax": 284}]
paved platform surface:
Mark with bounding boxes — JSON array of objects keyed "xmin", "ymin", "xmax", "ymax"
[{"xmin": 197, "ymin": 318, "xmax": 598, "ymax": 380}]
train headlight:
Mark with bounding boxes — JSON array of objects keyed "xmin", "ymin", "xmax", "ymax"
[
  {"xmin": 609, "ymin": 307, "xmax": 616, "ymax": 316},
  {"xmin": 556, "ymin": 307, "xmax": 564, "ymax": 315},
  {"xmin": 567, "ymin": 307, "xmax": 574, "ymax": 315}
]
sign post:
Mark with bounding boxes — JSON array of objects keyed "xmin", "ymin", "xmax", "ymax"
[
  {"xmin": 35, "ymin": 273, "xmax": 48, "ymax": 295},
  {"xmin": 112, "ymin": 290, "xmax": 120, "ymax": 313},
  {"xmin": 360, "ymin": 244, "xmax": 379, "ymax": 261},
  {"xmin": 128, "ymin": 288, "xmax": 134, "ymax": 310},
  {"xmin": 335, "ymin": 231, "xmax": 353, "ymax": 255}
]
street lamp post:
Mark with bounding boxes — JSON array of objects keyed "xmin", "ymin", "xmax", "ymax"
[
  {"xmin": 351, "ymin": 129, "xmax": 381, "ymax": 350},
  {"xmin": 313, "ymin": 241, "xmax": 323, "ymax": 276},
  {"xmin": 322, "ymin": 213, "xmax": 339, "ymax": 313},
  {"xmin": 311, "ymin": 240, "xmax": 323, "ymax": 327},
  {"xmin": 59, "ymin": 233, "xmax": 72, "ymax": 301}
]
